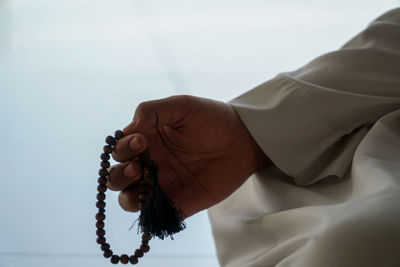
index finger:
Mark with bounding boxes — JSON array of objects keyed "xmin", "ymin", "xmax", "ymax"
[
  {"xmin": 123, "ymin": 95, "xmax": 194, "ymax": 135},
  {"xmin": 111, "ymin": 133, "xmax": 147, "ymax": 162}
]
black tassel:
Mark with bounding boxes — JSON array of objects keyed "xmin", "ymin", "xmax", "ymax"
[{"xmin": 138, "ymin": 154, "xmax": 186, "ymax": 239}]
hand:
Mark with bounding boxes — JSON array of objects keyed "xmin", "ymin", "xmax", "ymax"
[{"xmin": 107, "ymin": 95, "xmax": 270, "ymax": 217}]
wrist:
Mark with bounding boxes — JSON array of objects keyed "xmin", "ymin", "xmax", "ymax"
[
  {"xmin": 251, "ymin": 136, "xmax": 271, "ymax": 171},
  {"xmin": 229, "ymin": 103, "xmax": 271, "ymax": 175}
]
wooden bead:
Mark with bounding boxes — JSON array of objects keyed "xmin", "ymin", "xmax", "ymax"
[
  {"xmin": 140, "ymin": 244, "xmax": 150, "ymax": 253},
  {"xmin": 97, "ymin": 184, "xmax": 107, "ymax": 193},
  {"xmin": 97, "ymin": 177, "xmax": 107, "ymax": 184},
  {"xmin": 110, "ymin": 255, "xmax": 120, "ymax": 264},
  {"xmin": 135, "ymin": 249, "xmax": 144, "ymax": 258},
  {"xmin": 96, "ymin": 221, "xmax": 104, "ymax": 229},
  {"xmin": 101, "ymin": 161, "xmax": 110, "ymax": 168},
  {"xmin": 96, "ymin": 236, "xmax": 106, "ymax": 244},
  {"xmin": 104, "ymin": 249, "xmax": 113, "ymax": 258},
  {"xmin": 105, "ymin": 136, "xmax": 117, "ymax": 146},
  {"xmin": 143, "ymin": 168, "xmax": 150, "ymax": 178},
  {"xmin": 129, "ymin": 255, "xmax": 138, "ymax": 264},
  {"xmin": 96, "ymin": 201, "xmax": 106, "ymax": 209},
  {"xmin": 97, "ymin": 193, "xmax": 106, "ymax": 201},
  {"xmin": 96, "ymin": 228, "xmax": 105, "ymax": 237},
  {"xmin": 138, "ymin": 193, "xmax": 148, "ymax": 202},
  {"xmin": 115, "ymin": 130, "xmax": 124, "ymax": 140},
  {"xmin": 101, "ymin": 153, "xmax": 110, "ymax": 161},
  {"xmin": 101, "ymin": 243, "xmax": 110, "ymax": 251},
  {"xmin": 96, "ymin": 213, "xmax": 105, "ymax": 221},
  {"xmin": 142, "ymin": 233, "xmax": 152, "ymax": 242},
  {"xmin": 103, "ymin": 145, "xmax": 113, "ymax": 154},
  {"xmin": 97, "ymin": 132, "xmax": 156, "ymax": 264},
  {"xmin": 120, "ymin": 254, "xmax": 129, "ymax": 264},
  {"xmin": 98, "ymin": 168, "xmax": 108, "ymax": 177}
]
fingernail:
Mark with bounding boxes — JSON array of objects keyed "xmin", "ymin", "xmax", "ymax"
[
  {"xmin": 124, "ymin": 164, "xmax": 135, "ymax": 178},
  {"xmin": 129, "ymin": 137, "xmax": 142, "ymax": 151}
]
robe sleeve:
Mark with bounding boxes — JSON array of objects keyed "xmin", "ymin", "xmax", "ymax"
[{"xmin": 229, "ymin": 8, "xmax": 400, "ymax": 185}]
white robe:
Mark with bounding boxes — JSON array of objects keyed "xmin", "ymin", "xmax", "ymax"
[{"xmin": 208, "ymin": 8, "xmax": 400, "ymax": 267}]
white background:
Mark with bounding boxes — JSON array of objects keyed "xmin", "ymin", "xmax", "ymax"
[{"xmin": 0, "ymin": 1, "xmax": 399, "ymax": 266}]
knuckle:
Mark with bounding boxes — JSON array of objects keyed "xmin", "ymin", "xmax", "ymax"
[
  {"xmin": 178, "ymin": 94, "xmax": 192, "ymax": 102},
  {"xmin": 176, "ymin": 95, "xmax": 196, "ymax": 112},
  {"xmin": 170, "ymin": 94, "xmax": 192, "ymax": 105},
  {"xmin": 136, "ymin": 101, "xmax": 152, "ymax": 113},
  {"xmin": 136, "ymin": 101, "xmax": 157, "ymax": 121}
]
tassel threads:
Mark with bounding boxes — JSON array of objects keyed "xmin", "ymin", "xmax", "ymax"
[{"xmin": 138, "ymin": 161, "xmax": 186, "ymax": 239}]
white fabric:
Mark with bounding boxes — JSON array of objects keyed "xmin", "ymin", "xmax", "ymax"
[{"xmin": 209, "ymin": 8, "xmax": 400, "ymax": 267}]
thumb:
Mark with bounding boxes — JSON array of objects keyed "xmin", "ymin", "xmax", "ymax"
[{"xmin": 123, "ymin": 95, "xmax": 193, "ymax": 135}]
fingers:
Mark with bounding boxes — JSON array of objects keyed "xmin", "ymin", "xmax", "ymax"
[
  {"xmin": 111, "ymin": 133, "xmax": 147, "ymax": 162},
  {"xmin": 118, "ymin": 183, "xmax": 152, "ymax": 212},
  {"xmin": 123, "ymin": 95, "xmax": 194, "ymax": 135},
  {"xmin": 116, "ymin": 96, "xmax": 196, "ymax": 213},
  {"xmin": 118, "ymin": 185, "xmax": 140, "ymax": 212},
  {"xmin": 107, "ymin": 160, "xmax": 142, "ymax": 191},
  {"xmin": 107, "ymin": 160, "xmax": 152, "ymax": 213}
]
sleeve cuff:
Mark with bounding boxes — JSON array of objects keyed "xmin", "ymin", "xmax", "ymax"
[{"xmin": 229, "ymin": 73, "xmax": 397, "ymax": 185}]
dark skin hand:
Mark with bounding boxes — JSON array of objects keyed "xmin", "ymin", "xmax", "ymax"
[{"xmin": 107, "ymin": 95, "xmax": 271, "ymax": 218}]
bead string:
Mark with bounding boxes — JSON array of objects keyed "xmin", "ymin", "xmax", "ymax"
[{"xmin": 96, "ymin": 130, "xmax": 151, "ymax": 265}]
